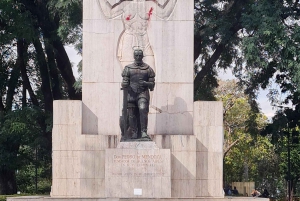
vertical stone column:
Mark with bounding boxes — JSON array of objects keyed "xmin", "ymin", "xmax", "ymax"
[
  {"xmin": 153, "ymin": 135, "xmax": 196, "ymax": 197},
  {"xmin": 194, "ymin": 101, "xmax": 224, "ymax": 198},
  {"xmin": 51, "ymin": 100, "xmax": 82, "ymax": 197}
]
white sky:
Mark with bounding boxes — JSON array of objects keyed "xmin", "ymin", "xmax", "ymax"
[
  {"xmin": 66, "ymin": 46, "xmax": 276, "ymax": 120},
  {"xmin": 65, "ymin": 45, "xmax": 81, "ymax": 78}
]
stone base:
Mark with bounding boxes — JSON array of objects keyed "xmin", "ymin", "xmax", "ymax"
[
  {"xmin": 105, "ymin": 142, "xmax": 171, "ymax": 198},
  {"xmin": 7, "ymin": 196, "xmax": 269, "ymax": 201}
]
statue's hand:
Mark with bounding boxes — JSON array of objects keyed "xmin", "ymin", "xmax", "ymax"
[
  {"xmin": 139, "ymin": 79, "xmax": 148, "ymax": 87},
  {"xmin": 121, "ymin": 80, "xmax": 129, "ymax": 88}
]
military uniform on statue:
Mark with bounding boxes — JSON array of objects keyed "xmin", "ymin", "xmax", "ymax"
[{"xmin": 120, "ymin": 49, "xmax": 155, "ymax": 141}]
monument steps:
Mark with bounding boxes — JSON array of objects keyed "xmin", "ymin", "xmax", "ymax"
[{"xmin": 7, "ymin": 196, "xmax": 268, "ymax": 201}]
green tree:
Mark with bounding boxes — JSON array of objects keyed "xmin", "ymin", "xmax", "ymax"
[
  {"xmin": 194, "ymin": 2, "xmax": 300, "ymax": 198},
  {"xmin": 0, "ymin": 0, "xmax": 82, "ymax": 194},
  {"xmin": 216, "ymin": 80, "xmax": 283, "ymax": 195}
]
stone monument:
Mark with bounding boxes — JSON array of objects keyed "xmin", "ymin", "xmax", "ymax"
[{"xmin": 7, "ymin": 1, "xmax": 269, "ymax": 201}]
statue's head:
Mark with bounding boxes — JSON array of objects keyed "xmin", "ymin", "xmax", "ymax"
[{"xmin": 134, "ymin": 49, "xmax": 144, "ymax": 63}]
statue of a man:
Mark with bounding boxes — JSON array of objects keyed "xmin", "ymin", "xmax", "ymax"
[{"xmin": 121, "ymin": 49, "xmax": 155, "ymax": 141}]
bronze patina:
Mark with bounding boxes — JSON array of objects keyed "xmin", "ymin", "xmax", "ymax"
[{"xmin": 120, "ymin": 49, "xmax": 155, "ymax": 141}]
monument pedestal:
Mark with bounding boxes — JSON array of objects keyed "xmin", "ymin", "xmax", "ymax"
[{"xmin": 105, "ymin": 142, "xmax": 171, "ymax": 198}]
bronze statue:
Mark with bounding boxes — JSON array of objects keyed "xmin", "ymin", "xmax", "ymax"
[{"xmin": 120, "ymin": 49, "xmax": 155, "ymax": 141}]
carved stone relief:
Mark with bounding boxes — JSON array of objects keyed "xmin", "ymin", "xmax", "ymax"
[
  {"xmin": 97, "ymin": 0, "xmax": 177, "ymax": 70},
  {"xmin": 97, "ymin": 0, "xmax": 177, "ymax": 114}
]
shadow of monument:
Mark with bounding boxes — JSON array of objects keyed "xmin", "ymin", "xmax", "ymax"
[
  {"xmin": 82, "ymin": 103, "xmax": 98, "ymax": 135},
  {"xmin": 150, "ymin": 97, "xmax": 195, "ymax": 197},
  {"xmin": 153, "ymin": 97, "xmax": 193, "ymax": 135}
]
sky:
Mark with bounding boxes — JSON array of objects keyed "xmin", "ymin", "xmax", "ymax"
[{"xmin": 65, "ymin": 46, "xmax": 276, "ymax": 120}]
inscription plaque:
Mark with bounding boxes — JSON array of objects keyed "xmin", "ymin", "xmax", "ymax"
[{"xmin": 105, "ymin": 146, "xmax": 171, "ymax": 198}]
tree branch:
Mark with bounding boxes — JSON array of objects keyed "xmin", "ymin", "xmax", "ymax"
[
  {"xmin": 223, "ymin": 139, "xmax": 240, "ymax": 158},
  {"xmin": 18, "ymin": 39, "xmax": 40, "ymax": 107},
  {"xmin": 33, "ymin": 32, "xmax": 53, "ymax": 112}
]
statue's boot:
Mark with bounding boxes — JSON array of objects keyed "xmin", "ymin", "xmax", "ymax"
[
  {"xmin": 131, "ymin": 129, "xmax": 138, "ymax": 139},
  {"xmin": 139, "ymin": 100, "xmax": 151, "ymax": 140},
  {"xmin": 141, "ymin": 129, "xmax": 151, "ymax": 140}
]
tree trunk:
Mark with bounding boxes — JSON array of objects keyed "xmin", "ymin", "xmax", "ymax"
[
  {"xmin": 18, "ymin": 0, "xmax": 81, "ymax": 100},
  {"xmin": 44, "ymin": 39, "xmax": 62, "ymax": 100},
  {"xmin": 32, "ymin": 35, "xmax": 53, "ymax": 152},
  {"xmin": 33, "ymin": 34, "xmax": 53, "ymax": 112},
  {"xmin": 17, "ymin": 39, "xmax": 40, "ymax": 108},
  {"xmin": 0, "ymin": 168, "xmax": 17, "ymax": 195},
  {"xmin": 6, "ymin": 43, "xmax": 21, "ymax": 111},
  {"xmin": 22, "ymin": 82, "xmax": 26, "ymax": 108},
  {"xmin": 194, "ymin": 43, "xmax": 225, "ymax": 95},
  {"xmin": 193, "ymin": 0, "xmax": 244, "ymax": 93},
  {"xmin": 0, "ymin": 92, "xmax": 4, "ymax": 111},
  {"xmin": 52, "ymin": 39, "xmax": 81, "ymax": 100}
]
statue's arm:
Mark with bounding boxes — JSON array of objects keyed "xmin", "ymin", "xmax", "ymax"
[
  {"xmin": 121, "ymin": 67, "xmax": 130, "ymax": 88},
  {"xmin": 147, "ymin": 67, "xmax": 155, "ymax": 91},
  {"xmin": 152, "ymin": 0, "xmax": 177, "ymax": 19},
  {"xmin": 97, "ymin": 0, "xmax": 125, "ymax": 19}
]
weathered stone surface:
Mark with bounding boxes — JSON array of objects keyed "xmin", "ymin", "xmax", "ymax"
[
  {"xmin": 82, "ymin": 0, "xmax": 194, "ymax": 136},
  {"xmin": 105, "ymin": 143, "xmax": 171, "ymax": 198},
  {"xmin": 194, "ymin": 101, "xmax": 224, "ymax": 198},
  {"xmin": 117, "ymin": 142, "xmax": 159, "ymax": 149},
  {"xmin": 7, "ymin": 196, "xmax": 270, "ymax": 201}
]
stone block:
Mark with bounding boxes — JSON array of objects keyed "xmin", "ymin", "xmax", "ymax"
[
  {"xmin": 194, "ymin": 126, "xmax": 209, "ymax": 152},
  {"xmin": 152, "ymin": 135, "xmax": 171, "ymax": 149},
  {"xmin": 83, "ymin": 0, "xmax": 114, "ymax": 20},
  {"xmin": 196, "ymin": 152, "xmax": 223, "ymax": 180},
  {"xmin": 170, "ymin": 0, "xmax": 194, "ymax": 20},
  {"xmin": 94, "ymin": 179, "xmax": 106, "ymax": 197},
  {"xmin": 95, "ymin": 151, "xmax": 106, "ymax": 179},
  {"xmin": 170, "ymin": 135, "xmax": 196, "ymax": 152},
  {"xmin": 151, "ymin": 112, "xmax": 193, "ymax": 135},
  {"xmin": 208, "ymin": 179, "xmax": 224, "ymax": 198},
  {"xmin": 194, "ymin": 101, "xmax": 223, "ymax": 127},
  {"xmin": 79, "ymin": 179, "xmax": 94, "ymax": 197},
  {"xmin": 51, "ymin": 179, "xmax": 67, "ymax": 197},
  {"xmin": 161, "ymin": 176, "xmax": 172, "ymax": 198},
  {"xmin": 196, "ymin": 179, "xmax": 209, "ymax": 197},
  {"xmin": 197, "ymin": 179, "xmax": 224, "ymax": 198},
  {"xmin": 52, "ymin": 151, "xmax": 80, "ymax": 179},
  {"xmin": 105, "ymin": 144, "xmax": 171, "ymax": 198},
  {"xmin": 171, "ymin": 151, "xmax": 196, "ymax": 180},
  {"xmin": 195, "ymin": 126, "xmax": 223, "ymax": 153},
  {"xmin": 147, "ymin": 21, "xmax": 194, "ymax": 83},
  {"xmin": 52, "ymin": 151, "xmax": 67, "ymax": 179},
  {"xmin": 106, "ymin": 176, "xmax": 122, "ymax": 197},
  {"xmin": 80, "ymin": 151, "xmax": 93, "ymax": 179},
  {"xmin": 80, "ymin": 151, "xmax": 97, "ymax": 179},
  {"xmin": 83, "ymin": 19, "xmax": 114, "ymax": 34},
  {"xmin": 117, "ymin": 141, "xmax": 158, "ymax": 149},
  {"xmin": 151, "ymin": 83, "xmax": 193, "ymax": 113},
  {"xmin": 82, "ymin": 32, "xmax": 115, "ymax": 83},
  {"xmin": 52, "ymin": 125, "xmax": 81, "ymax": 151},
  {"xmin": 53, "ymin": 100, "xmax": 82, "ymax": 125},
  {"xmin": 80, "ymin": 134, "xmax": 119, "ymax": 151},
  {"xmin": 196, "ymin": 151, "xmax": 208, "ymax": 180},
  {"xmin": 66, "ymin": 179, "xmax": 80, "ymax": 197},
  {"xmin": 171, "ymin": 179, "xmax": 196, "ymax": 198},
  {"xmin": 82, "ymin": 82, "xmax": 121, "ymax": 135}
]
